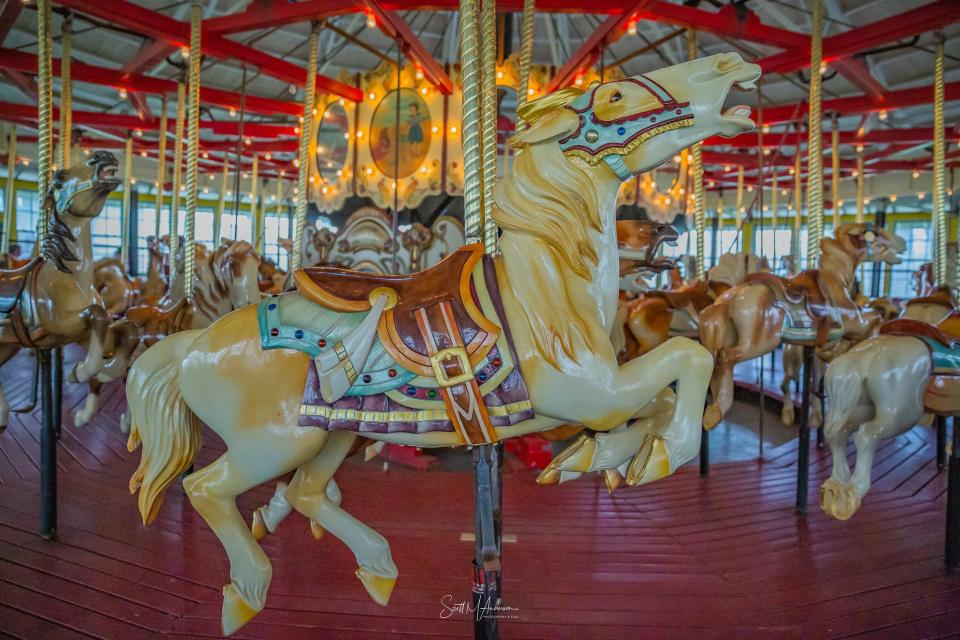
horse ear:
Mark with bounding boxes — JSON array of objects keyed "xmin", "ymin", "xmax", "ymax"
[{"xmin": 508, "ymin": 108, "xmax": 579, "ymax": 148}]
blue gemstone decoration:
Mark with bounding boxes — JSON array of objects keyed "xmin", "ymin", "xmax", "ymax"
[
  {"xmin": 406, "ymin": 386, "xmax": 417, "ymax": 396},
  {"xmin": 478, "ymin": 372, "xmax": 488, "ymax": 381},
  {"xmin": 268, "ymin": 303, "xmax": 277, "ymax": 310},
  {"xmin": 617, "ymin": 126, "xmax": 626, "ymax": 135},
  {"xmin": 294, "ymin": 329, "xmax": 304, "ymax": 339}
]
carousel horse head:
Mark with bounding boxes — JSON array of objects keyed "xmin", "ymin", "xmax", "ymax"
[
  {"xmin": 209, "ymin": 240, "xmax": 261, "ymax": 310},
  {"xmin": 497, "ymin": 53, "xmax": 760, "ymax": 280},
  {"xmin": 835, "ymin": 223, "xmax": 906, "ymax": 265},
  {"xmin": 41, "ymin": 151, "xmax": 121, "ymax": 272},
  {"xmin": 616, "ymin": 220, "xmax": 678, "ymax": 276},
  {"xmin": 48, "ymin": 150, "xmax": 121, "ymax": 219}
]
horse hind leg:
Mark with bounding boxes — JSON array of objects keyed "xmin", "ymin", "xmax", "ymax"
[
  {"xmin": 285, "ymin": 431, "xmax": 398, "ymax": 607},
  {"xmin": 251, "ymin": 477, "xmax": 342, "ymax": 541},
  {"xmin": 183, "ymin": 429, "xmax": 329, "ymax": 636},
  {"xmin": 780, "ymin": 344, "xmax": 801, "ymax": 426}
]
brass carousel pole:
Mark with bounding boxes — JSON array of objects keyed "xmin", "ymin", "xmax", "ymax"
[
  {"xmin": 182, "ymin": 0, "xmax": 202, "ymax": 304},
  {"xmin": 2, "ymin": 129, "xmax": 16, "ymax": 255},
  {"xmin": 805, "ymin": 0, "xmax": 824, "ymax": 269},
  {"xmin": 58, "ymin": 14, "xmax": 72, "ymax": 170},
  {"xmin": 688, "ymin": 30, "xmax": 705, "ymax": 280},
  {"xmin": 170, "ymin": 78, "xmax": 185, "ymax": 280},
  {"xmin": 855, "ymin": 145, "xmax": 864, "ymax": 224},
  {"xmin": 459, "ymin": 0, "xmax": 483, "ymax": 245},
  {"xmin": 480, "ymin": 0, "xmax": 498, "ymax": 254},
  {"xmin": 793, "ymin": 150, "xmax": 801, "ymax": 268},
  {"xmin": 36, "ymin": 0, "xmax": 52, "ymax": 243},
  {"xmin": 36, "ymin": 0, "xmax": 57, "ymax": 540},
  {"xmin": 516, "ymin": 0, "xmax": 535, "ymax": 113},
  {"xmin": 154, "ymin": 95, "xmax": 168, "ymax": 241},
  {"xmin": 290, "ymin": 22, "xmax": 319, "ymax": 273},
  {"xmin": 120, "ymin": 135, "xmax": 134, "ymax": 269},
  {"xmin": 215, "ymin": 159, "xmax": 228, "ymax": 244},
  {"xmin": 250, "ymin": 154, "xmax": 261, "ymax": 254},
  {"xmin": 831, "ymin": 113, "xmax": 840, "ymax": 231},
  {"xmin": 771, "ymin": 170, "xmax": 779, "ymax": 268},
  {"xmin": 933, "ymin": 33, "xmax": 947, "ymax": 287},
  {"xmin": 797, "ymin": 0, "xmax": 824, "ymax": 516}
]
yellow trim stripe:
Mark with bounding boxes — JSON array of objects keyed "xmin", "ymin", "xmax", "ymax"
[{"xmin": 299, "ymin": 400, "xmax": 532, "ymax": 423}]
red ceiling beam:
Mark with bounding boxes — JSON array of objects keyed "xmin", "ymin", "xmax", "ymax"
[
  {"xmin": 121, "ymin": 39, "xmax": 177, "ymax": 78},
  {"xmin": 1, "ymin": 70, "xmax": 37, "ymax": 102},
  {"xmin": 204, "ymin": 0, "xmax": 356, "ymax": 35},
  {"xmin": 638, "ymin": 2, "xmax": 808, "ymax": 50},
  {"xmin": 56, "ymin": 0, "xmax": 363, "ymax": 102},
  {"xmin": 363, "ymin": 0, "xmax": 453, "ymax": 94},
  {"xmin": 758, "ymin": 0, "xmax": 960, "ymax": 75},
  {"xmin": 762, "ymin": 81, "xmax": 960, "ymax": 125},
  {"xmin": 831, "ymin": 58, "xmax": 886, "ymax": 104},
  {"xmin": 1, "ymin": 48, "xmax": 302, "ymax": 116},
  {"xmin": 0, "ymin": 0, "xmax": 23, "ymax": 45},
  {"xmin": 128, "ymin": 92, "xmax": 153, "ymax": 121},
  {"xmin": 547, "ymin": 0, "xmax": 656, "ymax": 92},
  {"xmin": 707, "ymin": 127, "xmax": 951, "ymax": 149}
]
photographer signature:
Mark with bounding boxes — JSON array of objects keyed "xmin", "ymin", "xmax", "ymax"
[{"xmin": 439, "ymin": 594, "xmax": 520, "ymax": 620}]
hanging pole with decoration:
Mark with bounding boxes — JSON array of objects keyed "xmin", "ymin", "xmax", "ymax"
[
  {"xmin": 182, "ymin": 0, "xmax": 202, "ymax": 303},
  {"xmin": 290, "ymin": 22, "xmax": 319, "ymax": 273}
]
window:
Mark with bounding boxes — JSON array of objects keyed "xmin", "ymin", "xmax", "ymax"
[
  {"xmin": 136, "ymin": 204, "xmax": 172, "ymax": 274},
  {"xmin": 220, "ymin": 210, "xmax": 252, "ymax": 244},
  {"xmin": 890, "ymin": 220, "xmax": 932, "ymax": 298},
  {"xmin": 90, "ymin": 198, "xmax": 123, "ymax": 260},
  {"xmin": 263, "ymin": 212, "xmax": 289, "ymax": 271},
  {"xmin": 13, "ymin": 189, "xmax": 41, "ymax": 256},
  {"xmin": 753, "ymin": 225, "xmax": 795, "ymax": 274}
]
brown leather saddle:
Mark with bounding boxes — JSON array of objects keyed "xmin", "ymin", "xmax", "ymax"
[
  {"xmin": 881, "ymin": 315, "xmax": 960, "ymax": 348},
  {"xmin": 294, "ymin": 244, "xmax": 503, "ymax": 445},
  {"xmin": 0, "ymin": 258, "xmax": 41, "ymax": 316},
  {"xmin": 742, "ymin": 269, "xmax": 827, "ymax": 309}
]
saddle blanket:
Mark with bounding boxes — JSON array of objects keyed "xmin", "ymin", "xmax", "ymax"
[
  {"xmin": 918, "ymin": 336, "xmax": 960, "ymax": 376},
  {"xmin": 258, "ymin": 256, "xmax": 535, "ymax": 438}
]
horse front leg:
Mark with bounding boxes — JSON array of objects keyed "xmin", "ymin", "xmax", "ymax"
[
  {"xmin": 68, "ymin": 304, "xmax": 109, "ymax": 383},
  {"xmin": 96, "ymin": 319, "xmax": 141, "ymax": 381}
]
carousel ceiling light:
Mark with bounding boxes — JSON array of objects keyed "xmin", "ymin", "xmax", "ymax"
[
  {"xmin": 912, "ymin": 170, "xmax": 921, "ymax": 178},
  {"xmin": 130, "ymin": 177, "xmax": 136, "ymax": 184},
  {"xmin": 763, "ymin": 205, "xmax": 769, "ymax": 212},
  {"xmin": 336, "ymin": 169, "xmax": 343, "ymax": 177},
  {"xmin": 420, "ymin": 166, "xmax": 427, "ymax": 174},
  {"xmin": 229, "ymin": 108, "xmax": 237, "ymax": 118},
  {"xmin": 878, "ymin": 110, "xmax": 888, "ymax": 121},
  {"xmin": 342, "ymin": 132, "xmax": 349, "ymax": 139},
  {"xmin": 747, "ymin": 185, "xmax": 754, "ymax": 192},
  {"xmin": 496, "ymin": 71, "xmax": 503, "ymax": 80},
  {"xmin": 203, "ymin": 187, "xmax": 209, "ymax": 194},
  {"xmin": 134, "ymin": 129, "xmax": 143, "ymax": 138},
  {"xmin": 82, "ymin": 148, "xmax": 90, "ymax": 156},
  {"xmin": 309, "ymin": 175, "xmax": 315, "ymax": 183},
  {"xmin": 856, "ymin": 144, "xmax": 864, "ymax": 152},
  {"xmin": 724, "ymin": 165, "xmax": 732, "ymax": 172},
  {"xmin": 415, "ymin": 69, "xmax": 424, "ymax": 80},
  {"xmin": 265, "ymin": 153, "xmax": 272, "ymax": 160},
  {"xmin": 763, "ymin": 148, "xmax": 771, "ymax": 156},
  {"xmin": 890, "ymin": 195, "xmax": 897, "ymax": 202},
  {"xmin": 707, "ymin": 180, "xmax": 714, "ymax": 188},
  {"xmin": 450, "ymin": 126, "xmax": 458, "ymax": 133},
  {"xmin": 366, "ymin": 167, "xmax": 373, "ymax": 175},
  {"xmin": 851, "ymin": 170, "xmax": 858, "ymax": 177},
  {"xmin": 179, "ymin": 45, "xmax": 190, "ymax": 59},
  {"xmin": 321, "ymin": 186, "xmax": 328, "ymax": 194},
  {"xmin": 312, "ymin": 108, "xmax": 318, "ymax": 116},
  {"xmin": 365, "ymin": 13, "xmax": 376, "ymax": 29},
  {"xmin": 202, "ymin": 151, "xmax": 209, "ymax": 159},
  {"xmin": 244, "ymin": 138, "xmax": 252, "ymax": 145},
  {"xmin": 672, "ymin": 155, "xmax": 681, "ymax": 163},
  {"xmin": 242, "ymin": 172, "xmax": 249, "ymax": 178},
  {"xmin": 782, "ymin": 189, "xmax": 788, "ymax": 195},
  {"xmin": 356, "ymin": 131, "xmax": 363, "ymax": 139},
  {"xmin": 140, "ymin": 150, "xmax": 147, "ymax": 158},
  {"xmin": 788, "ymin": 167, "xmax": 795, "ymax": 175},
  {"xmin": 368, "ymin": 92, "xmax": 376, "ymax": 101},
  {"xmin": 762, "ymin": 124, "xmax": 770, "ymax": 134},
  {"xmin": 338, "ymin": 99, "xmax": 345, "ymax": 107},
  {"xmin": 528, "ymin": 88, "xmax": 535, "ymax": 96},
  {"xmin": 118, "ymin": 87, "xmax": 128, "ymax": 100},
  {"xmin": 919, "ymin": 191, "xmax": 926, "ymax": 199},
  {"xmin": 293, "ymin": 158, "xmax": 300, "ymax": 167},
  {"xmin": 627, "ymin": 22, "xmax": 637, "ymax": 36},
  {"xmin": 574, "ymin": 76, "xmax": 583, "ymax": 86},
  {"xmin": 431, "ymin": 125, "xmax": 439, "ymax": 134},
  {"xmin": 420, "ymin": 87, "xmax": 428, "ymax": 95},
  {"xmin": 863, "ymin": 198, "xmax": 870, "ymax": 205},
  {"xmin": 208, "ymin": 174, "xmax": 214, "ymax": 180},
  {"xmin": 837, "ymin": 200, "xmax": 844, "ymax": 206}
]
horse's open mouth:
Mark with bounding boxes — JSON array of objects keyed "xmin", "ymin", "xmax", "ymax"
[
  {"xmin": 96, "ymin": 162, "xmax": 121, "ymax": 189},
  {"xmin": 719, "ymin": 71, "xmax": 762, "ymax": 130}
]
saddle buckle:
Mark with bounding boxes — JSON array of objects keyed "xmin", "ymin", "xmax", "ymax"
[{"xmin": 430, "ymin": 346, "xmax": 473, "ymax": 388}]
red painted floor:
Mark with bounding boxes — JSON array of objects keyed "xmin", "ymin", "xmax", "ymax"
[{"xmin": 1, "ymin": 348, "xmax": 960, "ymax": 639}]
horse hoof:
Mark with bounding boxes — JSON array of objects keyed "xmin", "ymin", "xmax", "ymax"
[
  {"xmin": 535, "ymin": 468, "xmax": 561, "ymax": 485},
  {"xmin": 703, "ymin": 405, "xmax": 722, "ymax": 431},
  {"xmin": 819, "ymin": 479, "xmax": 861, "ymax": 521},
  {"xmin": 251, "ymin": 509, "xmax": 269, "ymax": 541},
  {"xmin": 310, "ymin": 519, "xmax": 325, "ymax": 540},
  {"xmin": 546, "ymin": 434, "xmax": 597, "ymax": 474},
  {"xmin": 626, "ymin": 435, "xmax": 670, "ymax": 486},
  {"xmin": 221, "ymin": 582, "xmax": 260, "ymax": 636},
  {"xmin": 781, "ymin": 406, "xmax": 794, "ymax": 427},
  {"xmin": 356, "ymin": 566, "xmax": 396, "ymax": 606},
  {"xmin": 603, "ymin": 469, "xmax": 623, "ymax": 494}
]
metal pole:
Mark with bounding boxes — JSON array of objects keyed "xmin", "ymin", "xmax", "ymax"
[
  {"xmin": 183, "ymin": 0, "xmax": 202, "ymax": 304},
  {"xmin": 459, "ymin": 0, "xmax": 483, "ymax": 245},
  {"xmin": 516, "ymin": 0, "xmax": 535, "ymax": 113},
  {"xmin": 39, "ymin": 348, "xmax": 57, "ymax": 539},
  {"xmin": 938, "ymin": 415, "xmax": 947, "ymax": 470},
  {"xmin": 215, "ymin": 159, "xmax": 228, "ymax": 244},
  {"xmin": 831, "ymin": 113, "xmax": 840, "ymax": 230},
  {"xmin": 805, "ymin": 0, "xmax": 824, "ymax": 268},
  {"xmin": 36, "ymin": 0, "xmax": 53, "ymax": 243},
  {"xmin": 250, "ymin": 154, "xmax": 261, "ymax": 253},
  {"xmin": 689, "ymin": 30, "xmax": 705, "ymax": 280},
  {"xmin": 154, "ymin": 95, "xmax": 168, "ymax": 241},
  {"xmin": 933, "ymin": 34, "xmax": 947, "ymax": 286},
  {"xmin": 58, "ymin": 15, "xmax": 72, "ymax": 170},
  {"xmin": 232, "ymin": 66, "xmax": 247, "ymax": 240},
  {"xmin": 796, "ymin": 344, "xmax": 814, "ymax": 515},
  {"xmin": 120, "ymin": 135, "xmax": 134, "ymax": 268},
  {"xmin": 946, "ymin": 416, "xmax": 960, "ymax": 569},
  {"xmin": 2, "ymin": 129, "xmax": 16, "ymax": 255},
  {"xmin": 170, "ymin": 79, "xmax": 185, "ymax": 278},
  {"xmin": 480, "ymin": 0, "xmax": 498, "ymax": 255},
  {"xmin": 291, "ymin": 23, "xmax": 319, "ymax": 272}
]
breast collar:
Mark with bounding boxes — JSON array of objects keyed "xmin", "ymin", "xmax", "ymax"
[{"xmin": 558, "ymin": 75, "xmax": 695, "ymax": 181}]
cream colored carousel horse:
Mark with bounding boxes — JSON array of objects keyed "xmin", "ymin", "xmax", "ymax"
[
  {"xmin": 820, "ymin": 311, "xmax": 960, "ymax": 520},
  {"xmin": 126, "ymin": 54, "xmax": 760, "ymax": 635},
  {"xmin": 699, "ymin": 224, "xmax": 905, "ymax": 430},
  {"xmin": 74, "ymin": 240, "xmax": 261, "ymax": 427}
]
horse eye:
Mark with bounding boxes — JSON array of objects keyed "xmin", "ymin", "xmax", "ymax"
[{"xmin": 610, "ymin": 91, "xmax": 623, "ymax": 103}]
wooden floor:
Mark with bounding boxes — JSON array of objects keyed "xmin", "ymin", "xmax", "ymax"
[{"xmin": 2, "ymin": 348, "xmax": 960, "ymax": 639}]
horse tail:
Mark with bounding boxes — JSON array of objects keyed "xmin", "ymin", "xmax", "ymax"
[
  {"xmin": 823, "ymin": 351, "xmax": 864, "ymax": 438},
  {"xmin": 126, "ymin": 330, "xmax": 204, "ymax": 525}
]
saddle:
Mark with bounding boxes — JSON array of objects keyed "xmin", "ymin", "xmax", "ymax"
[
  {"xmin": 881, "ymin": 315, "xmax": 960, "ymax": 349},
  {"xmin": 0, "ymin": 258, "xmax": 41, "ymax": 316},
  {"xmin": 742, "ymin": 270, "xmax": 826, "ymax": 309},
  {"xmin": 295, "ymin": 245, "xmax": 503, "ymax": 445}
]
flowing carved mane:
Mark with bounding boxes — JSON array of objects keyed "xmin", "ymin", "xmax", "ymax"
[
  {"xmin": 492, "ymin": 89, "xmax": 603, "ymax": 368},
  {"xmin": 40, "ymin": 173, "xmax": 80, "ymax": 273}
]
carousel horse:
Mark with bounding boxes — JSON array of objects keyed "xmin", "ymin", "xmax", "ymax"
[
  {"xmin": 0, "ymin": 152, "xmax": 126, "ymax": 429},
  {"xmin": 401, "ymin": 222, "xmax": 434, "ymax": 272},
  {"xmin": 699, "ymin": 223, "xmax": 905, "ymax": 430},
  {"xmin": 125, "ymin": 54, "xmax": 760, "ymax": 634},
  {"xmin": 820, "ymin": 311, "xmax": 960, "ymax": 520},
  {"xmin": 93, "ymin": 258, "xmax": 138, "ymax": 317},
  {"xmin": 279, "ymin": 225, "xmax": 335, "ymax": 269},
  {"xmin": 73, "ymin": 239, "xmax": 261, "ymax": 427}
]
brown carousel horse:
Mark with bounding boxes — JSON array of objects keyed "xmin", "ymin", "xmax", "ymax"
[
  {"xmin": 74, "ymin": 239, "xmax": 262, "ymax": 427},
  {"xmin": 699, "ymin": 223, "xmax": 905, "ymax": 430},
  {"xmin": 0, "ymin": 152, "xmax": 132, "ymax": 429}
]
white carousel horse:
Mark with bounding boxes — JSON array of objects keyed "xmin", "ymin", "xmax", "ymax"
[
  {"xmin": 125, "ymin": 54, "xmax": 760, "ymax": 635},
  {"xmin": 820, "ymin": 311, "xmax": 960, "ymax": 520}
]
